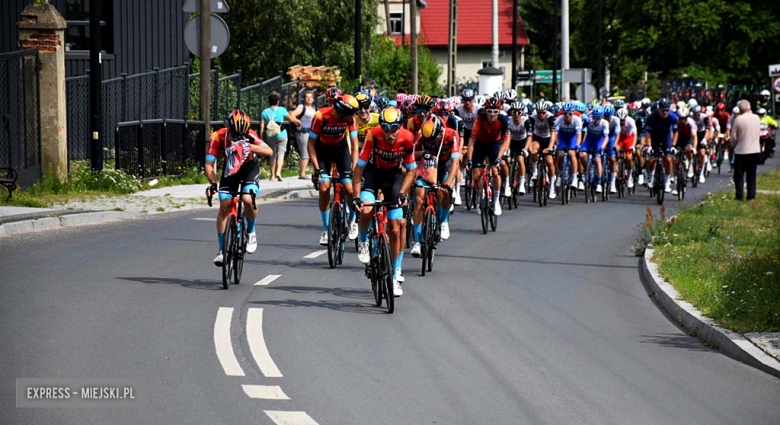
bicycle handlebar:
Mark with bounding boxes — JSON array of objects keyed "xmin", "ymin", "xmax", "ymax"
[{"xmin": 206, "ymin": 189, "xmax": 257, "ymax": 210}]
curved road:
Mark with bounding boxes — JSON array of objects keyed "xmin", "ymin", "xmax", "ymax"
[{"xmin": 2, "ymin": 160, "xmax": 778, "ymax": 424}]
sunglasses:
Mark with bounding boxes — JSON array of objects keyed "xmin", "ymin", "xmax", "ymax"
[
  {"xmin": 511, "ymin": 110, "xmax": 523, "ymax": 115},
  {"xmin": 359, "ymin": 105, "xmax": 371, "ymax": 111},
  {"xmin": 486, "ymin": 109, "xmax": 500, "ymax": 115},
  {"xmin": 660, "ymin": 109, "xmax": 670, "ymax": 113},
  {"xmin": 380, "ymin": 123, "xmax": 401, "ymax": 132},
  {"xmin": 564, "ymin": 112, "xmax": 573, "ymax": 116}
]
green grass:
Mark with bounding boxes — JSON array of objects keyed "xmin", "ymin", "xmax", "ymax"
[
  {"xmin": 756, "ymin": 166, "xmax": 780, "ymax": 191},
  {"xmin": 638, "ymin": 191, "xmax": 780, "ymax": 333}
]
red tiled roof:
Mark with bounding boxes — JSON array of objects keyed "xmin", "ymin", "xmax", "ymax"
[{"xmin": 392, "ymin": 0, "xmax": 529, "ymax": 47}]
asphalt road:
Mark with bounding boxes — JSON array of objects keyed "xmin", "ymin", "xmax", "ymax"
[{"xmin": 2, "ymin": 159, "xmax": 779, "ymax": 424}]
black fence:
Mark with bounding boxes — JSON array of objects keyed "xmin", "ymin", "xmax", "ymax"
[
  {"xmin": 115, "ymin": 119, "xmax": 208, "ymax": 179},
  {"xmin": 66, "ymin": 75, "xmax": 89, "ymax": 163},
  {"xmin": 621, "ymin": 81, "xmax": 773, "ymax": 109},
  {"xmin": 0, "ymin": 49, "xmax": 40, "ymax": 187}
]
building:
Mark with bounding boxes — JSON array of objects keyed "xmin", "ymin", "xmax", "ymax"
[
  {"xmin": 376, "ymin": 0, "xmax": 529, "ymax": 92},
  {"xmin": 1, "ymin": 0, "xmax": 189, "ymax": 78}
]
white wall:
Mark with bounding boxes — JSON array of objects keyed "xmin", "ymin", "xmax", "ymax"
[
  {"xmin": 429, "ymin": 47, "xmax": 512, "ymax": 94},
  {"xmin": 375, "ymin": 0, "xmax": 419, "ymax": 37}
]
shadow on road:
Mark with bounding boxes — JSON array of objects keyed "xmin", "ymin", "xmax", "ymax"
[
  {"xmin": 249, "ymin": 286, "xmax": 385, "ymax": 314},
  {"xmin": 436, "ymin": 253, "xmax": 637, "ymax": 270},
  {"xmin": 116, "ymin": 276, "xmax": 222, "ymax": 290},
  {"xmin": 639, "ymin": 333, "xmax": 712, "ymax": 352}
]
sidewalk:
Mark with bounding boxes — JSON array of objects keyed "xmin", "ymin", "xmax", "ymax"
[{"xmin": 0, "ymin": 176, "xmax": 316, "ymax": 236}]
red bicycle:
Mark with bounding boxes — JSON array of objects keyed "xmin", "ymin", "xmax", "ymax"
[
  {"xmin": 362, "ymin": 200, "xmax": 397, "ymax": 313},
  {"xmin": 320, "ymin": 165, "xmax": 348, "ymax": 269},
  {"xmin": 207, "ymin": 189, "xmax": 257, "ymax": 289}
]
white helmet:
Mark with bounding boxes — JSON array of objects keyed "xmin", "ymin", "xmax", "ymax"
[
  {"xmin": 616, "ymin": 108, "xmax": 629, "ymax": 120},
  {"xmin": 677, "ymin": 106, "xmax": 690, "ymax": 118},
  {"xmin": 732, "ymin": 106, "xmax": 740, "ymax": 114},
  {"xmin": 761, "ymin": 89, "xmax": 771, "ymax": 97},
  {"xmin": 677, "ymin": 101, "xmax": 686, "ymax": 110},
  {"xmin": 475, "ymin": 96, "xmax": 486, "ymax": 107},
  {"xmin": 758, "ymin": 108, "xmax": 767, "ymax": 116},
  {"xmin": 504, "ymin": 89, "xmax": 518, "ymax": 100},
  {"xmin": 687, "ymin": 98, "xmax": 698, "ymax": 107}
]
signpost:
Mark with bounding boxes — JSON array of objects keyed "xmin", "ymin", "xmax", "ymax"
[{"xmin": 769, "ymin": 64, "xmax": 780, "ymax": 117}]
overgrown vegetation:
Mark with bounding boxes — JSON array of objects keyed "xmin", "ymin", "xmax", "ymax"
[{"xmin": 635, "ymin": 171, "xmax": 780, "ymax": 333}]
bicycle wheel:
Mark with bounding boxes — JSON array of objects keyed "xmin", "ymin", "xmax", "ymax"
[
  {"xmin": 480, "ymin": 184, "xmax": 489, "ymax": 234},
  {"xmin": 368, "ymin": 234, "xmax": 382, "ymax": 307},
  {"xmin": 656, "ymin": 163, "xmax": 665, "ymax": 205},
  {"xmin": 422, "ymin": 209, "xmax": 435, "ymax": 275},
  {"xmin": 691, "ymin": 161, "xmax": 699, "ymax": 188},
  {"xmin": 404, "ymin": 210, "xmax": 412, "ymax": 249},
  {"xmin": 327, "ymin": 202, "xmax": 340, "ymax": 269},
  {"xmin": 222, "ymin": 218, "xmax": 235, "ymax": 290},
  {"xmin": 233, "ymin": 216, "xmax": 246, "ymax": 285},
  {"xmin": 378, "ymin": 234, "xmax": 394, "ymax": 313},
  {"xmin": 561, "ymin": 162, "xmax": 568, "ymax": 205},
  {"xmin": 489, "ymin": 202, "xmax": 498, "ymax": 231},
  {"xmin": 464, "ymin": 171, "xmax": 473, "ymax": 211},
  {"xmin": 537, "ymin": 167, "xmax": 545, "ymax": 208},
  {"xmin": 337, "ymin": 205, "xmax": 347, "ymax": 265},
  {"xmin": 584, "ymin": 161, "xmax": 591, "ymax": 204}
]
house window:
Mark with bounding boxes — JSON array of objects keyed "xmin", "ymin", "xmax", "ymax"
[
  {"xmin": 56, "ymin": 0, "xmax": 113, "ymax": 53},
  {"xmin": 389, "ymin": 13, "xmax": 403, "ymax": 35},
  {"xmin": 482, "ymin": 60, "xmax": 492, "ymax": 68}
]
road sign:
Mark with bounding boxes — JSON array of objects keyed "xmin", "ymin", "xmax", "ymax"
[
  {"xmin": 575, "ymin": 83, "xmax": 597, "ymax": 104},
  {"xmin": 773, "ymin": 76, "xmax": 780, "ymax": 93},
  {"xmin": 776, "ymin": 93, "xmax": 780, "ymax": 103},
  {"xmin": 769, "ymin": 64, "xmax": 780, "ymax": 77},
  {"xmin": 184, "ymin": 14, "xmax": 230, "ymax": 58},
  {"xmin": 517, "ymin": 70, "xmax": 533, "ymax": 81},
  {"xmin": 183, "ymin": 0, "xmax": 230, "ymax": 13}
]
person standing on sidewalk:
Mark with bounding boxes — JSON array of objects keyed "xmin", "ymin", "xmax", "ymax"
[
  {"xmin": 261, "ymin": 91, "xmax": 301, "ymax": 182},
  {"xmin": 729, "ymin": 100, "xmax": 761, "ymax": 201},
  {"xmin": 292, "ymin": 91, "xmax": 317, "ymax": 179}
]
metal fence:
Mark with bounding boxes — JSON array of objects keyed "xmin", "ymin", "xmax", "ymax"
[
  {"xmin": 66, "ymin": 75, "xmax": 89, "ymax": 163},
  {"xmin": 115, "ymin": 119, "xmax": 208, "ymax": 179},
  {"xmin": 0, "ymin": 49, "xmax": 41, "ymax": 187}
]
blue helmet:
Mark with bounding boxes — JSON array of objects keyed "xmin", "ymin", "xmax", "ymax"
[
  {"xmin": 562, "ymin": 101, "xmax": 576, "ymax": 113},
  {"xmin": 575, "ymin": 101, "xmax": 586, "ymax": 113},
  {"xmin": 603, "ymin": 104, "xmax": 615, "ymax": 117},
  {"xmin": 658, "ymin": 98, "xmax": 671, "ymax": 110},
  {"xmin": 591, "ymin": 106, "xmax": 604, "ymax": 119},
  {"xmin": 549, "ymin": 104, "xmax": 561, "ymax": 116}
]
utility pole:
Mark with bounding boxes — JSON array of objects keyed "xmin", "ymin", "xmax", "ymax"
[
  {"xmin": 491, "ymin": 0, "xmax": 499, "ymax": 73},
  {"xmin": 401, "ymin": 0, "xmax": 406, "ymax": 46},
  {"xmin": 511, "ymin": 0, "xmax": 518, "ymax": 89},
  {"xmin": 411, "ymin": 0, "xmax": 418, "ymax": 93},
  {"xmin": 89, "ymin": 0, "xmax": 102, "ymax": 170},
  {"xmin": 597, "ymin": 0, "xmax": 602, "ymax": 98},
  {"xmin": 561, "ymin": 0, "xmax": 570, "ymax": 100},
  {"xmin": 552, "ymin": 0, "xmax": 558, "ymax": 102},
  {"xmin": 355, "ymin": 0, "xmax": 362, "ymax": 80},
  {"xmin": 200, "ymin": 0, "xmax": 211, "ymax": 140},
  {"xmin": 447, "ymin": 0, "xmax": 458, "ymax": 96}
]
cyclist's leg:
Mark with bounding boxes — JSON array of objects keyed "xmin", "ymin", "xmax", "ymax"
[
  {"xmin": 333, "ymin": 141, "xmax": 356, "ymax": 221},
  {"xmin": 529, "ymin": 140, "xmax": 541, "ymax": 177},
  {"xmin": 412, "ymin": 182, "xmax": 426, "ymax": 245},
  {"xmin": 471, "ymin": 142, "xmax": 487, "ymax": 193},
  {"xmin": 239, "ymin": 159, "xmax": 261, "ymax": 235},
  {"xmin": 383, "ymin": 170, "xmax": 406, "ymax": 280},
  {"xmin": 357, "ymin": 166, "xmax": 379, "ymax": 242},
  {"xmin": 315, "ymin": 142, "xmax": 333, "ymax": 233}
]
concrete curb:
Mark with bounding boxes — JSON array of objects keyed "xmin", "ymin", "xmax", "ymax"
[
  {"xmin": 0, "ymin": 211, "xmax": 139, "ymax": 236},
  {"xmin": 641, "ymin": 248, "xmax": 780, "ymax": 379}
]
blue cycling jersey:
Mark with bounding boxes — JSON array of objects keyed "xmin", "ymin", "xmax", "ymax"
[{"xmin": 644, "ymin": 111, "xmax": 678, "ymax": 144}]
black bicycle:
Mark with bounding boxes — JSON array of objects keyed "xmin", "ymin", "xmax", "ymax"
[
  {"xmin": 207, "ymin": 189, "xmax": 257, "ymax": 289},
  {"xmin": 362, "ymin": 200, "xmax": 397, "ymax": 313}
]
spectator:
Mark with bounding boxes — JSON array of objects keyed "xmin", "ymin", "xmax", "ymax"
[
  {"xmin": 359, "ymin": 79, "xmax": 371, "ymax": 96},
  {"xmin": 291, "ymin": 91, "xmax": 316, "ymax": 179},
  {"xmin": 369, "ymin": 79, "xmax": 378, "ymax": 97},
  {"xmin": 260, "ymin": 91, "xmax": 301, "ymax": 182},
  {"xmin": 729, "ymin": 100, "xmax": 761, "ymax": 201}
]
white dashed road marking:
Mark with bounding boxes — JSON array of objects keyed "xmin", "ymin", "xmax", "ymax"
[
  {"xmin": 247, "ymin": 308, "xmax": 283, "ymax": 378},
  {"xmin": 255, "ymin": 274, "xmax": 282, "ymax": 286},
  {"xmin": 264, "ymin": 411, "xmax": 319, "ymax": 425},
  {"xmin": 214, "ymin": 307, "xmax": 245, "ymax": 376},
  {"xmin": 240, "ymin": 384, "xmax": 290, "ymax": 400},
  {"xmin": 303, "ymin": 250, "xmax": 327, "ymax": 259}
]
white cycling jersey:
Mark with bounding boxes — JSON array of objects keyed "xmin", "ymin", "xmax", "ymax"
[
  {"xmin": 608, "ymin": 116, "xmax": 620, "ymax": 137},
  {"xmin": 508, "ymin": 116, "xmax": 529, "ymax": 141},
  {"xmin": 619, "ymin": 116, "xmax": 637, "ymax": 136},
  {"xmin": 456, "ymin": 104, "xmax": 481, "ymax": 130},
  {"xmin": 525, "ymin": 112, "xmax": 557, "ymax": 139}
]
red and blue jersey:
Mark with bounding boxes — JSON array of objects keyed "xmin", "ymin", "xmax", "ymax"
[
  {"xmin": 309, "ymin": 106, "xmax": 357, "ymax": 146},
  {"xmin": 358, "ymin": 126, "xmax": 417, "ymax": 171},
  {"xmin": 471, "ymin": 112, "xmax": 510, "ymax": 143}
]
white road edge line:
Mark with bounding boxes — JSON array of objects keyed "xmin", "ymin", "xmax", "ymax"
[
  {"xmin": 214, "ymin": 308, "xmax": 245, "ymax": 377},
  {"xmin": 192, "ymin": 217, "xmax": 212, "ymax": 221},
  {"xmin": 303, "ymin": 250, "xmax": 327, "ymax": 259},
  {"xmin": 264, "ymin": 411, "xmax": 319, "ymax": 425},
  {"xmin": 255, "ymin": 274, "xmax": 282, "ymax": 286},
  {"xmin": 246, "ymin": 308, "xmax": 283, "ymax": 378},
  {"xmin": 241, "ymin": 384, "xmax": 289, "ymax": 400}
]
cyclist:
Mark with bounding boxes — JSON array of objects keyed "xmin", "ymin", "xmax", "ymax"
[
  {"xmin": 673, "ymin": 106, "xmax": 696, "ymax": 194},
  {"xmin": 407, "ymin": 95, "xmax": 434, "ymax": 134},
  {"xmin": 456, "ymin": 89, "xmax": 481, "ymax": 199},
  {"xmin": 353, "ymin": 107, "xmax": 418, "ymax": 296},
  {"xmin": 410, "ymin": 116, "xmax": 461, "ymax": 254},
  {"xmin": 467, "ymin": 97, "xmax": 511, "ymax": 215},
  {"xmin": 507, "ymin": 101, "xmax": 529, "ymax": 195},
  {"xmin": 352, "ymin": 92, "xmax": 380, "ymax": 239},
  {"xmin": 578, "ymin": 106, "xmax": 610, "ymax": 193},
  {"xmin": 691, "ymin": 105, "xmax": 712, "ymax": 183},
  {"xmin": 437, "ymin": 99, "xmax": 465, "ymax": 205},
  {"xmin": 615, "ymin": 108, "xmax": 638, "ymax": 188},
  {"xmin": 206, "ymin": 110, "xmax": 272, "ymax": 266},
  {"xmin": 642, "ymin": 98, "xmax": 678, "ymax": 193},
  {"xmin": 603, "ymin": 104, "xmax": 621, "ymax": 193},
  {"xmin": 523, "ymin": 100, "xmax": 558, "ymax": 198},
  {"xmin": 554, "ymin": 101, "xmax": 583, "ymax": 191},
  {"xmin": 308, "ymin": 95, "xmax": 360, "ymax": 246}
]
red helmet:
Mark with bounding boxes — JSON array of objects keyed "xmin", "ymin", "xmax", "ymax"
[
  {"xmin": 716, "ymin": 102, "xmax": 725, "ymax": 111},
  {"xmin": 326, "ymin": 87, "xmax": 342, "ymax": 101},
  {"xmin": 484, "ymin": 97, "xmax": 502, "ymax": 111}
]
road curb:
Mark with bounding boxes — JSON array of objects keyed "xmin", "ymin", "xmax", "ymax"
[
  {"xmin": 0, "ymin": 211, "xmax": 138, "ymax": 236},
  {"xmin": 640, "ymin": 248, "xmax": 780, "ymax": 379}
]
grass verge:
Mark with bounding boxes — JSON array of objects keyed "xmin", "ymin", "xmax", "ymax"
[
  {"xmin": 756, "ymin": 167, "xmax": 780, "ymax": 191},
  {"xmin": 635, "ymin": 168, "xmax": 780, "ymax": 333}
]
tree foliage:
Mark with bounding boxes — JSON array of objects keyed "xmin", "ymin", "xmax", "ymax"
[{"xmin": 520, "ymin": 0, "xmax": 780, "ymax": 86}]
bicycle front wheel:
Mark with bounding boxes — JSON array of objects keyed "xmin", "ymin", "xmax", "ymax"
[
  {"xmin": 378, "ymin": 235, "xmax": 394, "ymax": 313},
  {"xmin": 233, "ymin": 216, "xmax": 246, "ymax": 285},
  {"xmin": 422, "ymin": 209, "xmax": 434, "ymax": 275},
  {"xmin": 480, "ymin": 186, "xmax": 489, "ymax": 234},
  {"xmin": 222, "ymin": 218, "xmax": 235, "ymax": 289},
  {"xmin": 327, "ymin": 203, "xmax": 340, "ymax": 269}
]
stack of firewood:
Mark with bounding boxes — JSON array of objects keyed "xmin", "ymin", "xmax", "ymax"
[{"xmin": 287, "ymin": 65, "xmax": 342, "ymax": 89}]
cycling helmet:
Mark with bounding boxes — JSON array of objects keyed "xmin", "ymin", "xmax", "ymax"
[
  {"xmin": 526, "ymin": 103, "xmax": 536, "ymax": 115},
  {"xmin": 732, "ymin": 106, "xmax": 740, "ymax": 114},
  {"xmin": 508, "ymin": 101, "xmax": 525, "ymax": 114},
  {"xmin": 396, "ymin": 93, "xmax": 407, "ymax": 103},
  {"xmin": 677, "ymin": 101, "xmax": 686, "ymax": 110},
  {"xmin": 616, "ymin": 108, "xmax": 629, "ymax": 120},
  {"xmin": 657, "ymin": 98, "xmax": 671, "ymax": 110},
  {"xmin": 355, "ymin": 92, "xmax": 372, "ymax": 109},
  {"xmin": 691, "ymin": 105, "xmax": 702, "ymax": 115},
  {"xmin": 402, "ymin": 99, "xmax": 414, "ymax": 116},
  {"xmin": 641, "ymin": 98, "xmax": 651, "ymax": 108},
  {"xmin": 505, "ymin": 89, "xmax": 518, "ymax": 101},
  {"xmin": 484, "ymin": 97, "xmax": 503, "ymax": 111},
  {"xmin": 716, "ymin": 102, "xmax": 725, "ymax": 111},
  {"xmin": 420, "ymin": 115, "xmax": 445, "ymax": 140},
  {"xmin": 757, "ymin": 108, "xmax": 767, "ymax": 117},
  {"xmin": 439, "ymin": 99, "xmax": 452, "ymax": 114},
  {"xmin": 591, "ymin": 106, "xmax": 604, "ymax": 119},
  {"xmin": 461, "ymin": 88, "xmax": 475, "ymax": 100},
  {"xmin": 603, "ymin": 104, "xmax": 616, "ymax": 117},
  {"xmin": 535, "ymin": 100, "xmax": 549, "ymax": 114},
  {"xmin": 414, "ymin": 94, "xmax": 434, "ymax": 112},
  {"xmin": 226, "ymin": 109, "xmax": 251, "ymax": 135},
  {"xmin": 613, "ymin": 99, "xmax": 625, "ymax": 109},
  {"xmin": 576, "ymin": 101, "xmax": 587, "ymax": 113},
  {"xmin": 549, "ymin": 104, "xmax": 561, "ymax": 116},
  {"xmin": 627, "ymin": 108, "xmax": 638, "ymax": 119},
  {"xmin": 706, "ymin": 109, "xmax": 714, "ymax": 117},
  {"xmin": 334, "ymin": 94, "xmax": 359, "ymax": 116},
  {"xmin": 677, "ymin": 106, "xmax": 690, "ymax": 118},
  {"xmin": 375, "ymin": 96, "xmax": 390, "ymax": 111},
  {"xmin": 475, "ymin": 96, "xmax": 487, "ymax": 107},
  {"xmin": 326, "ymin": 87, "xmax": 342, "ymax": 101},
  {"xmin": 493, "ymin": 91, "xmax": 506, "ymax": 100},
  {"xmin": 760, "ymin": 89, "xmax": 771, "ymax": 97},
  {"xmin": 379, "ymin": 107, "xmax": 403, "ymax": 131},
  {"xmin": 450, "ymin": 96, "xmax": 462, "ymax": 108},
  {"xmin": 562, "ymin": 101, "xmax": 576, "ymax": 114},
  {"xmin": 687, "ymin": 98, "xmax": 698, "ymax": 107}
]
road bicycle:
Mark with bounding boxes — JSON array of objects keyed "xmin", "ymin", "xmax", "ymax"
[
  {"xmin": 473, "ymin": 160, "xmax": 499, "ymax": 234},
  {"xmin": 674, "ymin": 148, "xmax": 688, "ymax": 201},
  {"xmin": 414, "ymin": 182, "xmax": 447, "ymax": 276},
  {"xmin": 647, "ymin": 149, "xmax": 666, "ymax": 206},
  {"xmin": 463, "ymin": 166, "xmax": 477, "ymax": 211},
  {"xmin": 207, "ymin": 188, "xmax": 257, "ymax": 290},
  {"xmin": 321, "ymin": 167, "xmax": 348, "ymax": 269},
  {"xmin": 615, "ymin": 148, "xmax": 628, "ymax": 198},
  {"xmin": 558, "ymin": 148, "xmax": 576, "ymax": 205},
  {"xmin": 533, "ymin": 151, "xmax": 551, "ymax": 208},
  {"xmin": 362, "ymin": 200, "xmax": 397, "ymax": 313},
  {"xmin": 582, "ymin": 149, "xmax": 600, "ymax": 204},
  {"xmin": 507, "ymin": 151, "xmax": 525, "ymax": 209}
]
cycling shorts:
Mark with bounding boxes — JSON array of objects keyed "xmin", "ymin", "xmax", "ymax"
[
  {"xmin": 678, "ymin": 136, "xmax": 694, "ymax": 149},
  {"xmin": 532, "ymin": 134, "xmax": 551, "ymax": 147},
  {"xmin": 218, "ymin": 158, "xmax": 260, "ymax": 199},
  {"xmin": 616, "ymin": 134, "xmax": 636, "ymax": 151},
  {"xmin": 697, "ymin": 132, "xmax": 708, "ymax": 148},
  {"xmin": 651, "ymin": 135, "xmax": 673, "ymax": 155},
  {"xmin": 606, "ymin": 134, "xmax": 617, "ymax": 157},
  {"xmin": 361, "ymin": 165, "xmax": 404, "ymax": 208},
  {"xmin": 471, "ymin": 141, "xmax": 501, "ymax": 165},
  {"xmin": 463, "ymin": 128, "xmax": 473, "ymax": 145},
  {"xmin": 557, "ymin": 132, "xmax": 579, "ymax": 151},
  {"xmin": 315, "ymin": 139, "xmax": 352, "ymax": 183},
  {"xmin": 580, "ymin": 137, "xmax": 604, "ymax": 158},
  {"xmin": 510, "ymin": 139, "xmax": 526, "ymax": 156},
  {"xmin": 417, "ymin": 158, "xmax": 451, "ymax": 186}
]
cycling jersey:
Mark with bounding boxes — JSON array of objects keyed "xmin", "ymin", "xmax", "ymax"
[
  {"xmin": 439, "ymin": 114, "xmax": 463, "ymax": 134},
  {"xmin": 206, "ymin": 128, "xmax": 266, "ymax": 177},
  {"xmin": 677, "ymin": 117, "xmax": 698, "ymax": 138},
  {"xmin": 524, "ymin": 113, "xmax": 557, "ymax": 139},
  {"xmin": 580, "ymin": 118, "xmax": 610, "ymax": 156},
  {"xmin": 508, "ymin": 116, "xmax": 529, "ymax": 141},
  {"xmin": 472, "ymin": 112, "xmax": 510, "ymax": 143},
  {"xmin": 761, "ymin": 115, "xmax": 778, "ymax": 128},
  {"xmin": 455, "ymin": 104, "xmax": 481, "ymax": 130},
  {"xmin": 356, "ymin": 112, "xmax": 380, "ymax": 148},
  {"xmin": 692, "ymin": 115, "xmax": 712, "ymax": 134},
  {"xmin": 406, "ymin": 116, "xmax": 426, "ymax": 134},
  {"xmin": 713, "ymin": 111, "xmax": 730, "ymax": 131},
  {"xmin": 617, "ymin": 117, "xmax": 638, "ymax": 151},
  {"xmin": 554, "ymin": 114, "xmax": 583, "ymax": 150},
  {"xmin": 358, "ymin": 126, "xmax": 417, "ymax": 171},
  {"xmin": 619, "ymin": 116, "xmax": 637, "ymax": 136},
  {"xmin": 309, "ymin": 106, "xmax": 358, "ymax": 146},
  {"xmin": 644, "ymin": 110, "xmax": 678, "ymax": 152},
  {"xmin": 414, "ymin": 127, "xmax": 461, "ymax": 161}
]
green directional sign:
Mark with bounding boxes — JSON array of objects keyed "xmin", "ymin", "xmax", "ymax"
[{"xmin": 532, "ymin": 70, "xmax": 561, "ymax": 84}]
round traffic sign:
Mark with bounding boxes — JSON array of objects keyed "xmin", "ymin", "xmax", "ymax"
[
  {"xmin": 184, "ymin": 14, "xmax": 230, "ymax": 59},
  {"xmin": 773, "ymin": 76, "xmax": 780, "ymax": 94}
]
